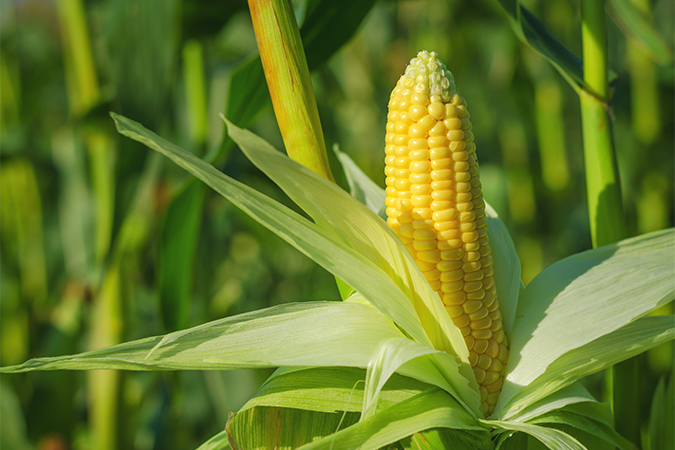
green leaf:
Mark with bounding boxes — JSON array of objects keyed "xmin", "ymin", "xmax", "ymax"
[
  {"xmin": 299, "ymin": 389, "xmax": 486, "ymax": 450},
  {"xmin": 362, "ymin": 338, "xmax": 480, "ymax": 420},
  {"xmin": 111, "ymin": 112, "xmax": 430, "ymax": 346},
  {"xmin": 226, "ymin": 406, "xmax": 360, "ymax": 450},
  {"xmin": 506, "ymin": 382, "xmax": 597, "ymax": 423},
  {"xmin": 224, "ymin": 0, "xmax": 376, "ymax": 129},
  {"xmin": 492, "ymin": 1, "xmax": 584, "ymax": 94},
  {"xmin": 223, "ymin": 117, "xmax": 467, "ymax": 363},
  {"xmin": 158, "ymin": 181, "xmax": 205, "ymax": 332},
  {"xmin": 487, "ymin": 420, "xmax": 586, "ymax": 450},
  {"xmin": 0, "ymin": 302, "xmax": 404, "ymax": 372},
  {"xmin": 195, "ymin": 429, "xmax": 230, "ymax": 450},
  {"xmin": 334, "ymin": 144, "xmax": 521, "ymax": 342},
  {"xmin": 528, "ymin": 410, "xmax": 635, "ymax": 450},
  {"xmin": 607, "ymin": 0, "xmax": 673, "ymax": 66},
  {"xmin": 500, "ymin": 229, "xmax": 675, "ymax": 412},
  {"xmin": 334, "ymin": 145, "xmax": 386, "ymax": 219},
  {"xmin": 240, "ymin": 366, "xmax": 431, "ymax": 414},
  {"xmin": 504, "ymin": 315, "xmax": 675, "ymax": 418},
  {"xmin": 484, "ymin": 203, "xmax": 521, "ymax": 340},
  {"xmin": 393, "ymin": 427, "xmax": 496, "ymax": 450}
]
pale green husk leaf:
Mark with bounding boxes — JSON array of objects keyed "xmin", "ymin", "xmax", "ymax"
[
  {"xmin": 111, "ymin": 113, "xmax": 428, "ymax": 345},
  {"xmin": 487, "ymin": 420, "xmax": 586, "ymax": 450},
  {"xmin": 239, "ymin": 366, "xmax": 430, "ymax": 414},
  {"xmin": 195, "ymin": 429, "xmax": 230, "ymax": 450},
  {"xmin": 224, "ymin": 116, "xmax": 466, "ymax": 362},
  {"xmin": 503, "ymin": 315, "xmax": 675, "ymax": 418},
  {"xmin": 361, "ymin": 337, "xmax": 477, "ymax": 420},
  {"xmin": 507, "ymin": 382, "xmax": 597, "ymax": 423},
  {"xmin": 334, "ymin": 145, "xmax": 387, "ymax": 219},
  {"xmin": 298, "ymin": 388, "xmax": 487, "ymax": 450},
  {"xmin": 332, "ymin": 140, "xmax": 522, "ymax": 342},
  {"xmin": 499, "ymin": 229, "xmax": 675, "ymax": 412}
]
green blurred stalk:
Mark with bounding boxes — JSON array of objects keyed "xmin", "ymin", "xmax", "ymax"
[
  {"xmin": 581, "ymin": 0, "xmax": 635, "ymax": 445},
  {"xmin": 183, "ymin": 39, "xmax": 208, "ymax": 146},
  {"xmin": 534, "ymin": 79, "xmax": 570, "ymax": 192},
  {"xmin": 55, "ymin": 0, "xmax": 100, "ymax": 116},
  {"xmin": 88, "ymin": 261, "xmax": 122, "ymax": 450},
  {"xmin": 626, "ymin": 0, "xmax": 660, "ymax": 145},
  {"xmin": 87, "ymin": 132, "xmax": 116, "ymax": 263},
  {"xmin": 248, "ymin": 0, "xmax": 334, "ymax": 182}
]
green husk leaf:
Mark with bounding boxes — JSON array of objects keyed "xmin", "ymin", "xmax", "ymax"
[
  {"xmin": 334, "ymin": 145, "xmax": 386, "ymax": 219},
  {"xmin": 240, "ymin": 366, "xmax": 431, "ymax": 414},
  {"xmin": 111, "ymin": 112, "xmax": 429, "ymax": 346},
  {"xmin": 484, "ymin": 203, "xmax": 521, "ymax": 340},
  {"xmin": 333, "ymin": 144, "xmax": 521, "ymax": 342},
  {"xmin": 500, "ymin": 229, "xmax": 675, "ymax": 412},
  {"xmin": 299, "ymin": 388, "xmax": 486, "ymax": 450},
  {"xmin": 503, "ymin": 315, "xmax": 675, "ymax": 418},
  {"xmin": 393, "ymin": 427, "xmax": 496, "ymax": 449},
  {"xmin": 361, "ymin": 337, "xmax": 479, "ymax": 420},
  {"xmin": 223, "ymin": 116, "xmax": 464, "ymax": 361},
  {"xmin": 528, "ymin": 410, "xmax": 635, "ymax": 450},
  {"xmin": 0, "ymin": 302, "xmax": 404, "ymax": 372},
  {"xmin": 487, "ymin": 420, "xmax": 586, "ymax": 450},
  {"xmin": 195, "ymin": 429, "xmax": 230, "ymax": 450},
  {"xmin": 226, "ymin": 406, "xmax": 360, "ymax": 450},
  {"xmin": 505, "ymin": 382, "xmax": 597, "ymax": 423}
]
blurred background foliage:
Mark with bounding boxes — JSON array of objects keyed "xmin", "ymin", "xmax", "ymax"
[{"xmin": 0, "ymin": 0, "xmax": 672, "ymax": 448}]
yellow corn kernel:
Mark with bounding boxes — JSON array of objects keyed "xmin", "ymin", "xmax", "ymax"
[{"xmin": 384, "ymin": 50, "xmax": 509, "ymax": 416}]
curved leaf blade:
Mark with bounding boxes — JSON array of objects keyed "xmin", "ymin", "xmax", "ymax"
[
  {"xmin": 241, "ymin": 366, "xmax": 431, "ymax": 414},
  {"xmin": 501, "ymin": 229, "xmax": 675, "ymax": 411},
  {"xmin": 111, "ymin": 112, "xmax": 430, "ymax": 345},
  {"xmin": 0, "ymin": 302, "xmax": 404, "ymax": 373},
  {"xmin": 487, "ymin": 420, "xmax": 587, "ymax": 450},
  {"xmin": 299, "ymin": 389, "xmax": 486, "ymax": 450},
  {"xmin": 504, "ymin": 315, "xmax": 675, "ymax": 418}
]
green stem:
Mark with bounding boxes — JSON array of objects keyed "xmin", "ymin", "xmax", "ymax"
[
  {"xmin": 580, "ymin": 0, "xmax": 625, "ymax": 248},
  {"xmin": 248, "ymin": 0, "xmax": 334, "ymax": 182},
  {"xmin": 581, "ymin": 1, "xmax": 636, "ymax": 445}
]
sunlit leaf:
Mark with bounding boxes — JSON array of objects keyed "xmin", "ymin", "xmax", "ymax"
[
  {"xmin": 487, "ymin": 420, "xmax": 586, "ymax": 450},
  {"xmin": 226, "ymin": 406, "xmax": 360, "ymax": 450},
  {"xmin": 240, "ymin": 366, "xmax": 430, "ymax": 414},
  {"xmin": 195, "ymin": 429, "xmax": 231, "ymax": 450},
  {"xmin": 506, "ymin": 382, "xmax": 596, "ymax": 423},
  {"xmin": 528, "ymin": 409, "xmax": 634, "ymax": 450},
  {"xmin": 361, "ymin": 337, "xmax": 478, "ymax": 420},
  {"xmin": 504, "ymin": 315, "xmax": 675, "ymax": 418},
  {"xmin": 300, "ymin": 388, "xmax": 486, "ymax": 450},
  {"xmin": 225, "ymin": 116, "xmax": 466, "ymax": 363},
  {"xmin": 500, "ymin": 229, "xmax": 675, "ymax": 413},
  {"xmin": 111, "ymin": 113, "xmax": 429, "ymax": 346},
  {"xmin": 334, "ymin": 145, "xmax": 386, "ymax": 219},
  {"xmin": 0, "ymin": 302, "xmax": 404, "ymax": 372}
]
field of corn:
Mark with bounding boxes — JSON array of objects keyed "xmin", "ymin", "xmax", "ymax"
[{"xmin": 1, "ymin": 0, "xmax": 673, "ymax": 449}]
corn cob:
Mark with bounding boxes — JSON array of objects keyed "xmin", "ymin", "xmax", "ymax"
[{"xmin": 384, "ymin": 51, "xmax": 508, "ymax": 416}]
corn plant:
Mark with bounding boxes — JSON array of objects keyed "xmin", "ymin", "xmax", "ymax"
[{"xmin": 2, "ymin": 0, "xmax": 673, "ymax": 449}]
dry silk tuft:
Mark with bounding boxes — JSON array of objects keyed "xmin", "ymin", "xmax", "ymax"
[{"xmin": 384, "ymin": 51, "xmax": 509, "ymax": 415}]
